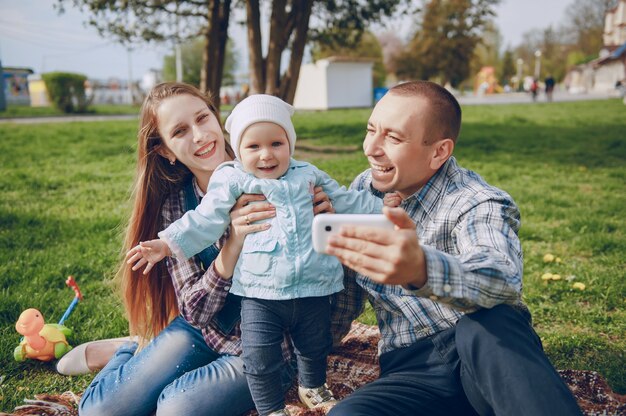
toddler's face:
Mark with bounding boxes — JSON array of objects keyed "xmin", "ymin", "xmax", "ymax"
[{"xmin": 239, "ymin": 122, "xmax": 291, "ymax": 179}]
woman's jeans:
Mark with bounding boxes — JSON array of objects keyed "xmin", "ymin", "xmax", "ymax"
[
  {"xmin": 240, "ymin": 296, "xmax": 332, "ymax": 416},
  {"xmin": 79, "ymin": 316, "xmax": 294, "ymax": 416}
]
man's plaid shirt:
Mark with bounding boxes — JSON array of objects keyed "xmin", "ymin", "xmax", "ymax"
[{"xmin": 331, "ymin": 157, "xmax": 525, "ymax": 355}]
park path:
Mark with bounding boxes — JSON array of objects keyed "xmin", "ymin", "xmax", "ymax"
[
  {"xmin": 457, "ymin": 90, "xmax": 614, "ymax": 105},
  {"xmin": 0, "ymin": 91, "xmax": 617, "ymax": 125},
  {"xmin": 0, "ymin": 114, "xmax": 138, "ymax": 124}
]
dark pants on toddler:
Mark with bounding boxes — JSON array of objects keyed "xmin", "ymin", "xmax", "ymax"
[
  {"xmin": 329, "ymin": 304, "xmax": 582, "ymax": 416},
  {"xmin": 240, "ymin": 296, "xmax": 332, "ymax": 416}
]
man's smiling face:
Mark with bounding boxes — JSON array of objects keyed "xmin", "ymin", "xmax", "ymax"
[{"xmin": 363, "ymin": 93, "xmax": 441, "ymax": 199}]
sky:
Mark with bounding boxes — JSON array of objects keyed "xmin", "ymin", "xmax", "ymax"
[{"xmin": 0, "ymin": 0, "xmax": 573, "ymax": 82}]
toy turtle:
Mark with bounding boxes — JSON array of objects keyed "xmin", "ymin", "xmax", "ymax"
[{"xmin": 14, "ymin": 308, "xmax": 73, "ymax": 362}]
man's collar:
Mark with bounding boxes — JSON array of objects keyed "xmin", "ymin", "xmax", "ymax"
[
  {"xmin": 410, "ymin": 157, "xmax": 455, "ymax": 217},
  {"xmin": 367, "ymin": 157, "xmax": 456, "ymax": 217}
]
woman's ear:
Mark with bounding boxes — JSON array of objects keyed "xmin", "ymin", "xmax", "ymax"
[
  {"xmin": 429, "ymin": 139, "xmax": 455, "ymax": 170},
  {"xmin": 156, "ymin": 145, "xmax": 176, "ymax": 165}
]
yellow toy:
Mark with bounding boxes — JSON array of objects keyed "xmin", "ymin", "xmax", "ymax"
[
  {"xmin": 14, "ymin": 309, "xmax": 72, "ymax": 362},
  {"xmin": 13, "ymin": 276, "xmax": 81, "ymax": 362}
]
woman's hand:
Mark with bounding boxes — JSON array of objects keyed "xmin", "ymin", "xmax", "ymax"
[
  {"xmin": 313, "ymin": 186, "xmax": 335, "ymax": 215},
  {"xmin": 229, "ymin": 193, "xmax": 276, "ymax": 246},
  {"xmin": 215, "ymin": 194, "xmax": 275, "ymax": 279}
]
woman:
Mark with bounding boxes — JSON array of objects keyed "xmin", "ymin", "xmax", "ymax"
[{"xmin": 69, "ymin": 82, "xmax": 332, "ymax": 416}]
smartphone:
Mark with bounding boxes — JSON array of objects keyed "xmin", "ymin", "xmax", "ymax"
[{"xmin": 312, "ymin": 214, "xmax": 395, "ymax": 253}]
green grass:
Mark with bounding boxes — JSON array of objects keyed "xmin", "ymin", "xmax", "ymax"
[
  {"xmin": 0, "ymin": 104, "xmax": 141, "ymax": 118},
  {"xmin": 1, "ymin": 100, "xmax": 625, "ymax": 410}
]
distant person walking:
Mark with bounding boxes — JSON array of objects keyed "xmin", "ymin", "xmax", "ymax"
[
  {"xmin": 616, "ymin": 79, "xmax": 626, "ymax": 105},
  {"xmin": 530, "ymin": 79, "xmax": 539, "ymax": 102},
  {"xmin": 545, "ymin": 76, "xmax": 555, "ymax": 102}
]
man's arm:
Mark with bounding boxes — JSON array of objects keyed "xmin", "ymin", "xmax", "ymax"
[
  {"xmin": 327, "ymin": 207, "xmax": 427, "ymax": 287},
  {"xmin": 327, "ymin": 199, "xmax": 522, "ymax": 311},
  {"xmin": 417, "ymin": 194, "xmax": 522, "ymax": 309}
]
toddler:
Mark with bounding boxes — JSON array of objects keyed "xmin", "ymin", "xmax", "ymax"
[{"xmin": 128, "ymin": 94, "xmax": 398, "ymax": 416}]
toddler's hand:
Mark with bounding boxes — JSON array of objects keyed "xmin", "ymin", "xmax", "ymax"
[
  {"xmin": 383, "ymin": 192, "xmax": 402, "ymax": 207},
  {"xmin": 125, "ymin": 239, "xmax": 171, "ymax": 275}
]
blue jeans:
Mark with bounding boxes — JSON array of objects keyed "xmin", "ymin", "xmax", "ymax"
[
  {"xmin": 329, "ymin": 305, "xmax": 582, "ymax": 416},
  {"xmin": 240, "ymin": 296, "xmax": 332, "ymax": 416},
  {"xmin": 79, "ymin": 316, "xmax": 294, "ymax": 416}
]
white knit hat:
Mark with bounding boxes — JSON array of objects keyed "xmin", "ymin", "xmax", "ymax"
[{"xmin": 225, "ymin": 94, "xmax": 296, "ymax": 159}]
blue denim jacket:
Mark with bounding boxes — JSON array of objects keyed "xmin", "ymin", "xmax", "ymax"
[{"xmin": 160, "ymin": 159, "xmax": 384, "ymax": 300}]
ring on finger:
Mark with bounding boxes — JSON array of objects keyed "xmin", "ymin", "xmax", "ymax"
[{"xmin": 245, "ymin": 215, "xmax": 250, "ymax": 225}]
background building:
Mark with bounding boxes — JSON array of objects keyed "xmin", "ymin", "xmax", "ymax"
[
  {"xmin": 293, "ymin": 57, "xmax": 373, "ymax": 110},
  {"xmin": 567, "ymin": 0, "xmax": 626, "ymax": 93},
  {"xmin": 2, "ymin": 67, "xmax": 34, "ymax": 106}
]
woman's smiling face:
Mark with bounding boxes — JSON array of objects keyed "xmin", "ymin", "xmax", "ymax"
[{"xmin": 157, "ymin": 94, "xmax": 228, "ymax": 186}]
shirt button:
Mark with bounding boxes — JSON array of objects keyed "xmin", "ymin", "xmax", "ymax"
[
  {"xmin": 443, "ymin": 284, "xmax": 452, "ymax": 293},
  {"xmin": 224, "ymin": 285, "xmax": 231, "ymax": 291}
]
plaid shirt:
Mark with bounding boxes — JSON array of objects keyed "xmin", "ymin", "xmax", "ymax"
[
  {"xmin": 161, "ymin": 179, "xmax": 293, "ymax": 357},
  {"xmin": 331, "ymin": 157, "xmax": 525, "ymax": 355}
]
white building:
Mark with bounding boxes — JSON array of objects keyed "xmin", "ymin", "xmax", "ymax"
[
  {"xmin": 566, "ymin": 0, "xmax": 626, "ymax": 94},
  {"xmin": 293, "ymin": 57, "xmax": 373, "ymax": 110},
  {"xmin": 593, "ymin": 44, "xmax": 626, "ymax": 92},
  {"xmin": 604, "ymin": 1, "xmax": 626, "ymax": 47}
]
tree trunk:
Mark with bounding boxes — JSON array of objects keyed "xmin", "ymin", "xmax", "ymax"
[
  {"xmin": 214, "ymin": 0, "xmax": 232, "ymax": 105},
  {"xmin": 200, "ymin": 27, "xmax": 211, "ymax": 93},
  {"xmin": 200, "ymin": 0, "xmax": 231, "ymax": 111},
  {"xmin": 206, "ymin": 1, "xmax": 221, "ymax": 100},
  {"xmin": 265, "ymin": 0, "xmax": 288, "ymax": 96},
  {"xmin": 246, "ymin": 0, "xmax": 265, "ymax": 94},
  {"xmin": 279, "ymin": 0, "xmax": 313, "ymax": 104}
]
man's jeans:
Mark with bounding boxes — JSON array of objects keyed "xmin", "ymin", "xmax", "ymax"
[
  {"xmin": 79, "ymin": 316, "xmax": 294, "ymax": 416},
  {"xmin": 329, "ymin": 304, "xmax": 582, "ymax": 416},
  {"xmin": 240, "ymin": 296, "xmax": 332, "ymax": 415}
]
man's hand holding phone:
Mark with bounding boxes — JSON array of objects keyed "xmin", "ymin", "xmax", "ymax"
[{"xmin": 323, "ymin": 207, "xmax": 428, "ymax": 288}]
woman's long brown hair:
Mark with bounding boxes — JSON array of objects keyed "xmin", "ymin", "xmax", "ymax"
[{"xmin": 116, "ymin": 82, "xmax": 234, "ymax": 343}]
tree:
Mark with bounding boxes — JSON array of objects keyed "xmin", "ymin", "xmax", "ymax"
[
  {"xmin": 469, "ymin": 21, "xmax": 501, "ymax": 86},
  {"xmin": 377, "ymin": 31, "xmax": 405, "ymax": 77},
  {"xmin": 57, "ymin": 0, "xmax": 231, "ymax": 106},
  {"xmin": 245, "ymin": 0, "xmax": 409, "ymax": 103},
  {"xmin": 162, "ymin": 37, "xmax": 238, "ymax": 88},
  {"xmin": 515, "ymin": 26, "xmax": 568, "ymax": 81},
  {"xmin": 60, "ymin": 0, "xmax": 409, "ymax": 105},
  {"xmin": 499, "ymin": 48, "xmax": 515, "ymax": 86},
  {"xmin": 471, "ymin": 22, "xmax": 500, "ymax": 67},
  {"xmin": 311, "ymin": 31, "xmax": 387, "ymax": 87},
  {"xmin": 394, "ymin": 0, "xmax": 500, "ymax": 87},
  {"xmin": 562, "ymin": 0, "xmax": 618, "ymax": 58}
]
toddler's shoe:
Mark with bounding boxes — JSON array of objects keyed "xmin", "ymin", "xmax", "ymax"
[
  {"xmin": 298, "ymin": 383, "xmax": 337, "ymax": 409},
  {"xmin": 56, "ymin": 337, "xmax": 132, "ymax": 375}
]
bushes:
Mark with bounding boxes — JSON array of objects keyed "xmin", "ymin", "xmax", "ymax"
[{"xmin": 42, "ymin": 72, "xmax": 88, "ymax": 113}]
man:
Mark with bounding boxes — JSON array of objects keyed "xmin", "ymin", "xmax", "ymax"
[
  {"xmin": 545, "ymin": 75, "xmax": 556, "ymax": 102},
  {"xmin": 327, "ymin": 81, "xmax": 582, "ymax": 415}
]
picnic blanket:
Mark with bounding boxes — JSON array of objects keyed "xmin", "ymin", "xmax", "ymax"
[{"xmin": 3, "ymin": 322, "xmax": 624, "ymax": 416}]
